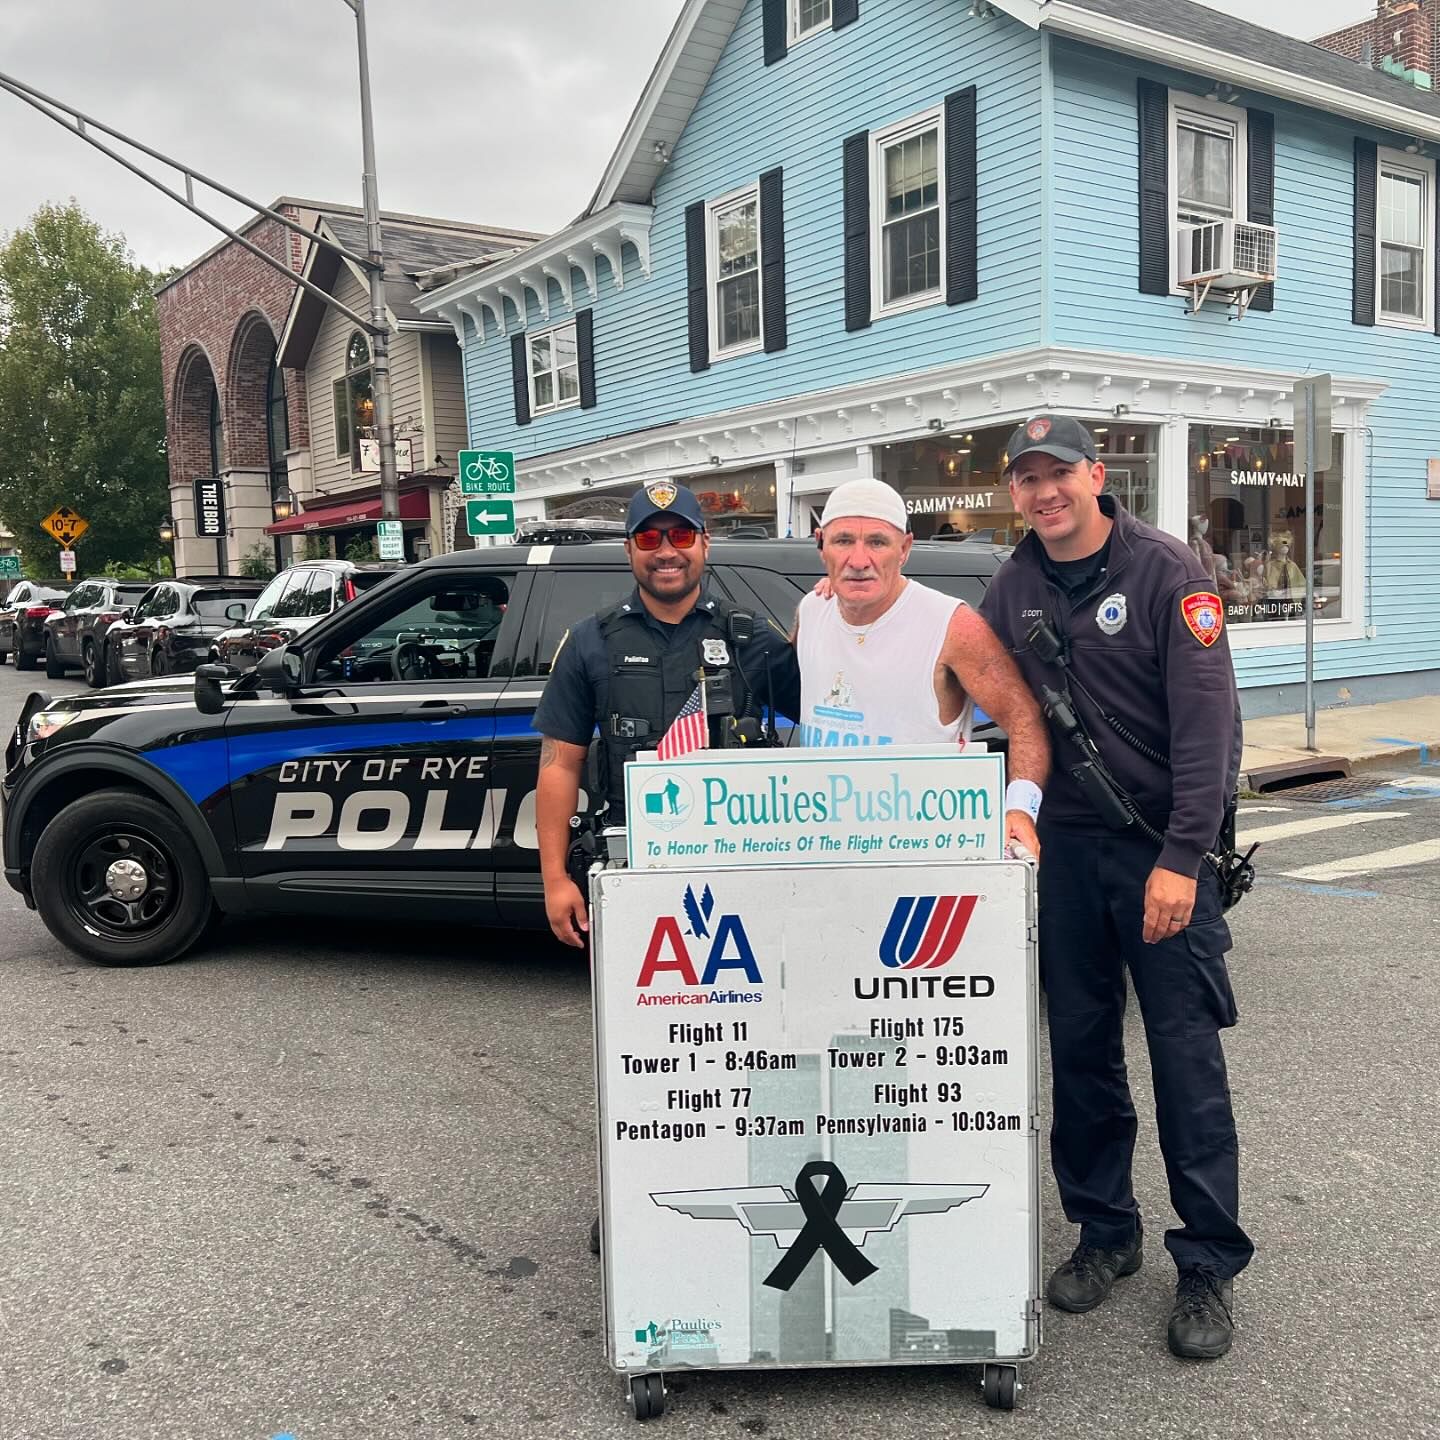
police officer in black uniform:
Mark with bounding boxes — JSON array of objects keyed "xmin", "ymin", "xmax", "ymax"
[
  {"xmin": 534, "ymin": 480, "xmax": 800, "ymax": 948},
  {"xmin": 980, "ymin": 415, "xmax": 1253, "ymax": 1361}
]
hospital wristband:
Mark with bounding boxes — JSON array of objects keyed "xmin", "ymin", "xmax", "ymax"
[{"xmin": 1005, "ymin": 780, "xmax": 1043, "ymax": 821}]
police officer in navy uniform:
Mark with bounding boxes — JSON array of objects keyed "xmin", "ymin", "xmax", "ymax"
[
  {"xmin": 980, "ymin": 415, "xmax": 1252, "ymax": 1361},
  {"xmin": 534, "ymin": 480, "xmax": 800, "ymax": 948}
]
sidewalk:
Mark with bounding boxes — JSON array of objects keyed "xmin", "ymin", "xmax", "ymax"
[{"xmin": 1241, "ymin": 695, "xmax": 1440, "ymax": 790}]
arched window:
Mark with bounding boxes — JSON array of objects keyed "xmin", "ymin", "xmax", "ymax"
[
  {"xmin": 208, "ymin": 381, "xmax": 225, "ymax": 474},
  {"xmin": 333, "ymin": 331, "xmax": 374, "ymax": 471}
]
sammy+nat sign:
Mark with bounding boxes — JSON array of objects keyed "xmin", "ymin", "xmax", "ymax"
[{"xmin": 624, "ymin": 746, "xmax": 1004, "ymax": 870}]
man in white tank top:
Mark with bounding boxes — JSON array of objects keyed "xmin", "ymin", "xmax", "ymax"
[{"xmin": 794, "ymin": 478, "xmax": 1051, "ymax": 856}]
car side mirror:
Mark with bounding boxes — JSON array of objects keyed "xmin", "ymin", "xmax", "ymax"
[
  {"xmin": 119, "ymin": 608, "xmax": 134, "ymax": 622},
  {"xmin": 194, "ymin": 663, "xmax": 229, "ymax": 716},
  {"xmin": 255, "ymin": 643, "xmax": 302, "ymax": 694},
  {"xmin": 225, "ymin": 602, "xmax": 247, "ymax": 622}
]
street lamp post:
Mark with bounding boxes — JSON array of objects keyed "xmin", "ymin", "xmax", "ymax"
[{"xmin": 344, "ymin": 0, "xmax": 399, "ymax": 525}]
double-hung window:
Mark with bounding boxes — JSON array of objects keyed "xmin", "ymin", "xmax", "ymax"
[
  {"xmin": 1169, "ymin": 95, "xmax": 1246, "ymax": 286},
  {"xmin": 790, "ymin": 0, "xmax": 831, "ymax": 42},
  {"xmin": 871, "ymin": 108, "xmax": 944, "ymax": 316},
  {"xmin": 1377, "ymin": 150, "xmax": 1433, "ymax": 328},
  {"xmin": 707, "ymin": 187, "xmax": 763, "ymax": 359},
  {"xmin": 528, "ymin": 322, "xmax": 580, "ymax": 415}
]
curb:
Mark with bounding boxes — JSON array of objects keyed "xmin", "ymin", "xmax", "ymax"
[{"xmin": 1242, "ymin": 742, "xmax": 1433, "ymax": 792}]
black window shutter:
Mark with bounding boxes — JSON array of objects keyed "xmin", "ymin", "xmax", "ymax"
[
  {"xmin": 763, "ymin": 0, "xmax": 787, "ymax": 65},
  {"xmin": 685, "ymin": 201, "xmax": 710, "ymax": 372},
  {"xmin": 759, "ymin": 168, "xmax": 788, "ymax": 353},
  {"xmin": 1247, "ymin": 108, "xmax": 1275, "ymax": 312},
  {"xmin": 575, "ymin": 309, "xmax": 597, "ymax": 409},
  {"xmin": 945, "ymin": 86, "xmax": 978, "ymax": 306},
  {"xmin": 1137, "ymin": 78, "xmax": 1170, "ymax": 296},
  {"xmin": 843, "ymin": 130, "xmax": 871, "ymax": 332},
  {"xmin": 833, "ymin": 0, "xmax": 859, "ymax": 29},
  {"xmin": 510, "ymin": 333, "xmax": 531, "ymax": 426},
  {"xmin": 1353, "ymin": 138, "xmax": 1377, "ymax": 327}
]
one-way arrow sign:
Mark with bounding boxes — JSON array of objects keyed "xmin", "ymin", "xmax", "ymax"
[{"xmin": 465, "ymin": 499, "xmax": 516, "ymax": 538}]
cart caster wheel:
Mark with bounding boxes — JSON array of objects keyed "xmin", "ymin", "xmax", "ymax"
[
  {"xmin": 629, "ymin": 1373, "xmax": 666, "ymax": 1422},
  {"xmin": 983, "ymin": 1363, "xmax": 1018, "ymax": 1410}
]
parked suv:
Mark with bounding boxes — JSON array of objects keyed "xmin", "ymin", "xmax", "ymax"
[
  {"xmin": 104, "ymin": 578, "xmax": 267, "ymax": 683},
  {"xmin": 3, "ymin": 538, "xmax": 1003, "ymax": 966},
  {"xmin": 209, "ymin": 560, "xmax": 399, "ymax": 673},
  {"xmin": 0, "ymin": 581, "xmax": 70, "ymax": 670},
  {"xmin": 43, "ymin": 579, "xmax": 155, "ymax": 686}
]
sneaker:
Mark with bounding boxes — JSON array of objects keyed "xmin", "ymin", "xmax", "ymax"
[
  {"xmin": 1046, "ymin": 1231, "xmax": 1143, "ymax": 1313},
  {"xmin": 1168, "ymin": 1269, "xmax": 1234, "ymax": 1359}
]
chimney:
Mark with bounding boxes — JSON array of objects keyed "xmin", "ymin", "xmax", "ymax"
[{"xmin": 1392, "ymin": 2, "xmax": 1433, "ymax": 77}]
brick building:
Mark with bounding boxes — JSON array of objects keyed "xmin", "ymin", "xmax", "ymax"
[
  {"xmin": 1315, "ymin": 1, "xmax": 1437, "ymax": 87},
  {"xmin": 157, "ymin": 199, "xmax": 536, "ymax": 577}
]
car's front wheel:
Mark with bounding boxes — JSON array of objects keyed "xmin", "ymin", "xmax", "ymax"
[
  {"xmin": 151, "ymin": 648, "xmax": 167, "ymax": 677},
  {"xmin": 82, "ymin": 639, "xmax": 101, "ymax": 688},
  {"xmin": 15, "ymin": 642, "xmax": 36, "ymax": 671},
  {"xmin": 31, "ymin": 789, "xmax": 218, "ymax": 967},
  {"xmin": 44, "ymin": 637, "xmax": 65, "ymax": 679},
  {"xmin": 106, "ymin": 642, "xmax": 124, "ymax": 686}
]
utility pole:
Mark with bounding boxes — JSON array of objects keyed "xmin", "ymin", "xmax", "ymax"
[
  {"xmin": 0, "ymin": 0, "xmax": 400, "ymax": 522},
  {"xmin": 347, "ymin": 0, "xmax": 399, "ymax": 522}
]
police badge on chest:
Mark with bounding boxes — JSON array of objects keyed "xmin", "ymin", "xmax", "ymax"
[{"xmin": 702, "ymin": 638, "xmax": 731, "ymax": 667}]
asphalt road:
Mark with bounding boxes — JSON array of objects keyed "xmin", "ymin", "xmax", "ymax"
[{"xmin": 1, "ymin": 659, "xmax": 1437, "ymax": 1440}]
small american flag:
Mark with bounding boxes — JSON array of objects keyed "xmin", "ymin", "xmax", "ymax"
[{"xmin": 657, "ymin": 682, "xmax": 708, "ymax": 759}]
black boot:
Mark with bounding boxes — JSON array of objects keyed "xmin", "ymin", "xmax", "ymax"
[
  {"xmin": 1168, "ymin": 1269, "xmax": 1234, "ymax": 1359},
  {"xmin": 1046, "ymin": 1230, "xmax": 1143, "ymax": 1313}
]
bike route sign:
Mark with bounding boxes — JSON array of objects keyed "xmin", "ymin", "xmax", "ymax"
[
  {"xmin": 592, "ymin": 860, "xmax": 1039, "ymax": 1373},
  {"xmin": 458, "ymin": 450, "xmax": 515, "ymax": 495},
  {"xmin": 465, "ymin": 499, "xmax": 516, "ymax": 537}
]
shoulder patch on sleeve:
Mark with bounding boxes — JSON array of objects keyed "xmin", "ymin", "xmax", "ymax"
[{"xmin": 1180, "ymin": 592, "xmax": 1224, "ymax": 648}]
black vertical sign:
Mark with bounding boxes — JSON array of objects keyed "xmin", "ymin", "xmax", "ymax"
[{"xmin": 193, "ymin": 478, "xmax": 226, "ymax": 538}]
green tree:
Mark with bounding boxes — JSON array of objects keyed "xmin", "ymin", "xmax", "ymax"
[{"xmin": 0, "ymin": 203, "xmax": 169, "ymax": 573}]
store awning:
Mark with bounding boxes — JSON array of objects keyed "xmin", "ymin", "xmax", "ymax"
[{"xmin": 265, "ymin": 488, "xmax": 431, "ymax": 535}]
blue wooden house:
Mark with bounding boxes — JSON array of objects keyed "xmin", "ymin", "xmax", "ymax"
[{"xmin": 418, "ymin": 0, "xmax": 1440, "ymax": 711}]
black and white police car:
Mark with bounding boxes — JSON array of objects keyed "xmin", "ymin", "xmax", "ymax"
[{"xmin": 3, "ymin": 535, "xmax": 1000, "ymax": 966}]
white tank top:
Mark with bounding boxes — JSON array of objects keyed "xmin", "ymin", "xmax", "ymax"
[{"xmin": 796, "ymin": 580, "xmax": 974, "ymax": 748}]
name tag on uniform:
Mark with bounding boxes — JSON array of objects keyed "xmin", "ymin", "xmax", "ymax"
[{"xmin": 702, "ymin": 638, "xmax": 731, "ymax": 667}]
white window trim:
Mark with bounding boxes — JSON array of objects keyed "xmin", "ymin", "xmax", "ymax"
[
  {"xmin": 1375, "ymin": 147, "xmax": 1435, "ymax": 332},
  {"xmin": 526, "ymin": 320, "xmax": 582, "ymax": 417},
  {"xmin": 789, "ymin": 0, "xmax": 831, "ymax": 44},
  {"xmin": 1168, "ymin": 92, "xmax": 1248, "ymax": 296},
  {"xmin": 706, "ymin": 183, "xmax": 764, "ymax": 363},
  {"xmin": 869, "ymin": 106, "xmax": 947, "ymax": 321},
  {"xmin": 1173, "ymin": 426, "xmax": 1366, "ymax": 651}
]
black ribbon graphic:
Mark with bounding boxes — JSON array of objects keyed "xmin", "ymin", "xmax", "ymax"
[{"xmin": 762, "ymin": 1161, "xmax": 879, "ymax": 1292}]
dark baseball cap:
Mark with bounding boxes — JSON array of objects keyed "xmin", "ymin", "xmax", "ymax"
[
  {"xmin": 1003, "ymin": 414, "xmax": 1099, "ymax": 473},
  {"xmin": 625, "ymin": 481, "xmax": 707, "ymax": 534}
]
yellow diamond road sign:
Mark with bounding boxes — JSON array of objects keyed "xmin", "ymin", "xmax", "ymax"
[{"xmin": 41, "ymin": 506, "xmax": 89, "ymax": 549}]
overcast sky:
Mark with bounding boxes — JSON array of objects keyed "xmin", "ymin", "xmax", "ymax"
[{"xmin": 0, "ymin": 0, "xmax": 1377, "ymax": 272}]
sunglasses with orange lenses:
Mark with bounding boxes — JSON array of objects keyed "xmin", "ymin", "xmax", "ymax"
[{"xmin": 631, "ymin": 525, "xmax": 701, "ymax": 551}]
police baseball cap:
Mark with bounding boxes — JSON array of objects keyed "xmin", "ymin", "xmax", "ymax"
[
  {"xmin": 625, "ymin": 481, "xmax": 707, "ymax": 534},
  {"xmin": 1003, "ymin": 414, "xmax": 1099, "ymax": 473}
]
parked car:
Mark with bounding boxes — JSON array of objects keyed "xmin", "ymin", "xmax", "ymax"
[
  {"xmin": 42, "ymin": 579, "xmax": 155, "ymax": 686},
  {"xmin": 209, "ymin": 560, "xmax": 399, "ymax": 674},
  {"xmin": 1, "ymin": 537, "xmax": 1004, "ymax": 966},
  {"xmin": 104, "ymin": 578, "xmax": 268, "ymax": 683},
  {"xmin": 0, "ymin": 581, "xmax": 70, "ymax": 670}
]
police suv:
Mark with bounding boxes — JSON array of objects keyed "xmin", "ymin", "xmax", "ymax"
[{"xmin": 3, "ymin": 537, "xmax": 1000, "ymax": 967}]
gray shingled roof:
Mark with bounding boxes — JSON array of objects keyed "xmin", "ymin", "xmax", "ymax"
[
  {"xmin": 1067, "ymin": 0, "xmax": 1440, "ymax": 124},
  {"xmin": 322, "ymin": 214, "xmax": 525, "ymax": 322}
]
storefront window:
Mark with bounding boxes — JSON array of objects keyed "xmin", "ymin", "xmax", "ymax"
[
  {"xmin": 1187, "ymin": 425, "xmax": 1345, "ymax": 625},
  {"xmin": 678, "ymin": 466, "xmax": 777, "ymax": 536},
  {"xmin": 878, "ymin": 422, "xmax": 1158, "ymax": 542}
]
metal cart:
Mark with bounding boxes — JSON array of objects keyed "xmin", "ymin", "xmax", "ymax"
[{"xmin": 591, "ymin": 858, "xmax": 1040, "ymax": 1422}]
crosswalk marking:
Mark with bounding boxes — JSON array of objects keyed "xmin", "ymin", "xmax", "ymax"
[
  {"xmin": 1238, "ymin": 806, "xmax": 1292, "ymax": 815},
  {"xmin": 1237, "ymin": 811, "xmax": 1409, "ymax": 845},
  {"xmin": 1281, "ymin": 838, "xmax": 1440, "ymax": 883}
]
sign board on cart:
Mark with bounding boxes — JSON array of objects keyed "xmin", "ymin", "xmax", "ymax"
[
  {"xmin": 624, "ymin": 747, "xmax": 1005, "ymax": 870},
  {"xmin": 593, "ymin": 860, "xmax": 1039, "ymax": 1373}
]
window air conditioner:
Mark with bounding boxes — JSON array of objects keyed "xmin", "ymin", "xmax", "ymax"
[{"xmin": 1179, "ymin": 219, "xmax": 1278, "ymax": 290}]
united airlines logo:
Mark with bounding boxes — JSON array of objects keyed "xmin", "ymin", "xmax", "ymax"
[{"xmin": 879, "ymin": 896, "xmax": 979, "ymax": 970}]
